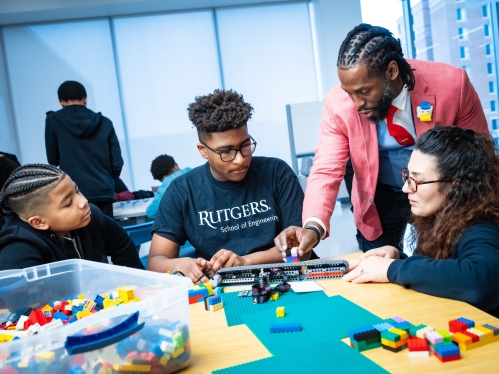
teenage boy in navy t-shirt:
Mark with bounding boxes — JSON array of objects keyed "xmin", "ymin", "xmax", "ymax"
[{"xmin": 148, "ymin": 89, "xmax": 307, "ymax": 282}]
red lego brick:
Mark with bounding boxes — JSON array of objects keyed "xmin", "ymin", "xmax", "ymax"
[
  {"xmin": 449, "ymin": 319, "xmax": 468, "ymax": 333},
  {"xmin": 461, "ymin": 330, "xmax": 479, "ymax": 343},
  {"xmin": 28, "ymin": 310, "xmax": 49, "ymax": 326},
  {"xmin": 188, "ymin": 294, "xmax": 203, "ymax": 304},
  {"xmin": 407, "ymin": 337, "xmax": 429, "ymax": 352},
  {"xmin": 434, "ymin": 352, "xmax": 461, "ymax": 362}
]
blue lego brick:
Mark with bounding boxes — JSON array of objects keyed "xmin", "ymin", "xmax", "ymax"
[
  {"xmin": 213, "ymin": 340, "xmax": 388, "ymax": 374},
  {"xmin": 151, "ymin": 344, "xmax": 163, "ymax": 359},
  {"xmin": 373, "ymin": 322, "xmax": 394, "ymax": 332},
  {"xmin": 270, "ymin": 323, "xmax": 302, "ymax": 333},
  {"xmin": 456, "ymin": 317, "xmax": 475, "ymax": 328},
  {"xmin": 434, "ymin": 342, "xmax": 460, "ymax": 357},
  {"xmin": 208, "ymin": 295, "xmax": 222, "ymax": 305},
  {"xmin": 53, "ymin": 311, "xmax": 68, "ymax": 321}
]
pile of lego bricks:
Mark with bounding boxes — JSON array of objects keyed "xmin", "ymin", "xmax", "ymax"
[
  {"xmin": 188, "ymin": 283, "xmax": 213, "ymax": 304},
  {"xmin": 349, "ymin": 316, "xmax": 499, "ymax": 363},
  {"xmin": 0, "ymin": 287, "xmax": 139, "ymax": 342},
  {"xmin": 0, "ymin": 287, "xmax": 192, "ymax": 374}
]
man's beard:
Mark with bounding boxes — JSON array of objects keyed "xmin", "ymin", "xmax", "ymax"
[{"xmin": 364, "ymin": 80, "xmax": 395, "ymax": 123}]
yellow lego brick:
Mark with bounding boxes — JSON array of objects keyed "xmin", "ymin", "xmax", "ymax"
[
  {"xmin": 203, "ymin": 282, "xmax": 213, "ymax": 296},
  {"xmin": 17, "ymin": 361, "xmax": 29, "ymax": 368},
  {"xmin": 388, "ymin": 328, "xmax": 408, "ymax": 340},
  {"xmin": 159, "ymin": 357, "xmax": 168, "ymax": 366},
  {"xmin": 113, "ymin": 363, "xmax": 151, "ymax": 372},
  {"xmin": 381, "ymin": 338, "xmax": 408, "ymax": 348},
  {"xmin": 78, "ymin": 294, "xmax": 86, "ymax": 299},
  {"xmin": 118, "ymin": 287, "xmax": 135, "ymax": 303},
  {"xmin": 35, "ymin": 351, "xmax": 55, "ymax": 364},
  {"xmin": 40, "ymin": 305, "xmax": 52, "ymax": 313},
  {"xmin": 276, "ymin": 306, "xmax": 285, "ymax": 318},
  {"xmin": 467, "ymin": 327, "xmax": 486, "ymax": 341},
  {"xmin": 475, "ymin": 325, "xmax": 494, "ymax": 339},
  {"xmin": 98, "ymin": 369, "xmax": 112, "ymax": 374},
  {"xmin": 7, "ymin": 326, "xmax": 16, "ymax": 330},
  {"xmin": 133, "ymin": 298, "xmax": 140, "ymax": 303},
  {"xmin": 103, "ymin": 299, "xmax": 116, "ymax": 309},
  {"xmin": 84, "ymin": 300, "xmax": 95, "ymax": 311},
  {"xmin": 452, "ymin": 332, "xmax": 472, "ymax": 345},
  {"xmin": 210, "ymin": 303, "xmax": 223, "ymax": 312},
  {"xmin": 76, "ymin": 311, "xmax": 92, "ymax": 319},
  {"xmin": 459, "ymin": 334, "xmax": 499, "ymax": 351},
  {"xmin": 103, "ymin": 294, "xmax": 110, "ymax": 299},
  {"xmin": 172, "ymin": 347, "xmax": 184, "ymax": 359},
  {"xmin": 115, "ymin": 298, "xmax": 124, "ymax": 305},
  {"xmin": 0, "ymin": 333, "xmax": 15, "ymax": 343},
  {"xmin": 270, "ymin": 293, "xmax": 280, "ymax": 301}
]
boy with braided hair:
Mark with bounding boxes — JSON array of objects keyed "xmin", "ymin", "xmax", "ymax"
[{"xmin": 0, "ymin": 164, "xmax": 144, "ymax": 270}]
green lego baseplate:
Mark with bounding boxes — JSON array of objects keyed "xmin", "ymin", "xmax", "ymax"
[
  {"xmin": 240, "ymin": 295, "xmax": 384, "ymax": 355},
  {"xmin": 213, "ymin": 339, "xmax": 389, "ymax": 374},
  {"xmin": 221, "ymin": 288, "xmax": 329, "ymax": 326}
]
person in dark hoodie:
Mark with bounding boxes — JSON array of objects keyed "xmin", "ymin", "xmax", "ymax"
[
  {"xmin": 0, "ymin": 164, "xmax": 143, "ymax": 271},
  {"xmin": 45, "ymin": 81, "xmax": 123, "ymax": 217},
  {"xmin": 343, "ymin": 126, "xmax": 499, "ymax": 318}
]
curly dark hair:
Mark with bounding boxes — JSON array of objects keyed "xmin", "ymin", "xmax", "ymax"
[
  {"xmin": 150, "ymin": 155, "xmax": 176, "ymax": 181},
  {"xmin": 187, "ymin": 89, "xmax": 253, "ymax": 140},
  {"xmin": 338, "ymin": 23, "xmax": 415, "ymax": 91},
  {"xmin": 409, "ymin": 126, "xmax": 499, "ymax": 259}
]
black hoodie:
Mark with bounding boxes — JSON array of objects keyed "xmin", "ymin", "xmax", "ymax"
[
  {"xmin": 0, "ymin": 204, "xmax": 144, "ymax": 271},
  {"xmin": 45, "ymin": 105, "xmax": 123, "ymax": 201}
]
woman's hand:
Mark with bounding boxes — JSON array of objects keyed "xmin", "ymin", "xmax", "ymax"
[{"xmin": 343, "ymin": 255, "xmax": 395, "ymax": 283}]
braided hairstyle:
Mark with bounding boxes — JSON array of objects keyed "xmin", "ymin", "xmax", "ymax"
[
  {"xmin": 337, "ymin": 23, "xmax": 415, "ymax": 91},
  {"xmin": 0, "ymin": 164, "xmax": 65, "ymax": 217}
]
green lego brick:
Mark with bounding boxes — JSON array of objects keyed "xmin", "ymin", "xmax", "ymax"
[
  {"xmin": 381, "ymin": 330, "xmax": 400, "ymax": 342},
  {"xmin": 239, "ymin": 295, "xmax": 383, "ymax": 355},
  {"xmin": 213, "ymin": 340, "xmax": 388, "ymax": 374},
  {"xmin": 436, "ymin": 329, "xmax": 452, "ymax": 343},
  {"xmin": 409, "ymin": 324, "xmax": 426, "ymax": 337},
  {"xmin": 352, "ymin": 338, "xmax": 382, "ymax": 352},
  {"xmin": 221, "ymin": 289, "xmax": 329, "ymax": 326}
]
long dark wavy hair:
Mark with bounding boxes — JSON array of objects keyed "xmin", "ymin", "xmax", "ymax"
[{"xmin": 410, "ymin": 126, "xmax": 499, "ymax": 259}]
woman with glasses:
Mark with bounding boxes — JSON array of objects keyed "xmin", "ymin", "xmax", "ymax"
[{"xmin": 344, "ymin": 126, "xmax": 499, "ymax": 317}]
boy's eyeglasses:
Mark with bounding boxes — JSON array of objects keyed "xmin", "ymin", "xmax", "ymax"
[
  {"xmin": 202, "ymin": 136, "xmax": 257, "ymax": 162},
  {"xmin": 401, "ymin": 168, "xmax": 453, "ymax": 193}
]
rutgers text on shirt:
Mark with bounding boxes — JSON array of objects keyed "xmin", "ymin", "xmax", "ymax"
[{"xmin": 416, "ymin": 101, "xmax": 433, "ymax": 122}]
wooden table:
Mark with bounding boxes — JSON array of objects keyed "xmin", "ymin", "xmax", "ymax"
[{"xmin": 183, "ymin": 252, "xmax": 499, "ymax": 373}]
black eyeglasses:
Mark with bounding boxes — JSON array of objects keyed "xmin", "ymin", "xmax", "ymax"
[
  {"xmin": 401, "ymin": 168, "xmax": 453, "ymax": 193},
  {"xmin": 202, "ymin": 136, "xmax": 257, "ymax": 162}
]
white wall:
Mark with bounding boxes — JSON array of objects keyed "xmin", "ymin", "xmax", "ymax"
[
  {"xmin": 0, "ymin": 0, "xmax": 362, "ymax": 190},
  {"xmin": 0, "ymin": 32, "xmax": 18, "ymax": 156}
]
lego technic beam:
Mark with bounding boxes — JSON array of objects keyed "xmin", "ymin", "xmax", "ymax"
[{"xmin": 215, "ymin": 259, "xmax": 349, "ymax": 286}]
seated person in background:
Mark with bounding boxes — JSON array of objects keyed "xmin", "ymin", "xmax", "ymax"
[
  {"xmin": 0, "ymin": 164, "xmax": 144, "ymax": 271},
  {"xmin": 146, "ymin": 154, "xmax": 192, "ymax": 219},
  {"xmin": 114, "ymin": 177, "xmax": 134, "ymax": 202},
  {"xmin": 0, "ymin": 151, "xmax": 21, "ymax": 167},
  {"xmin": 148, "ymin": 89, "xmax": 306, "ymax": 282},
  {"xmin": 0, "ymin": 155, "xmax": 19, "ymax": 231},
  {"xmin": 343, "ymin": 126, "xmax": 499, "ymax": 318}
]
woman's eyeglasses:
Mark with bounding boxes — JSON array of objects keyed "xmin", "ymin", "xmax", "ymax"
[{"xmin": 401, "ymin": 168, "xmax": 453, "ymax": 192}]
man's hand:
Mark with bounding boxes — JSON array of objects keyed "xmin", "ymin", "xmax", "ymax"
[
  {"xmin": 342, "ymin": 256, "xmax": 395, "ymax": 284},
  {"xmin": 208, "ymin": 249, "xmax": 249, "ymax": 272},
  {"xmin": 175, "ymin": 257, "xmax": 211, "ymax": 283},
  {"xmin": 274, "ymin": 226, "xmax": 317, "ymax": 260},
  {"xmin": 348, "ymin": 246, "xmax": 400, "ymax": 272}
]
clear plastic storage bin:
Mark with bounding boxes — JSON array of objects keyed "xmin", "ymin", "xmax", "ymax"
[{"xmin": 0, "ymin": 259, "xmax": 192, "ymax": 374}]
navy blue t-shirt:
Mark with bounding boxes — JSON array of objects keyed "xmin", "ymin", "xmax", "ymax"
[{"xmin": 152, "ymin": 157, "xmax": 304, "ymax": 260}]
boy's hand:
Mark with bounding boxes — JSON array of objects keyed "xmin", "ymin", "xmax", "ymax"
[
  {"xmin": 209, "ymin": 249, "xmax": 249, "ymax": 272},
  {"xmin": 175, "ymin": 257, "xmax": 211, "ymax": 283}
]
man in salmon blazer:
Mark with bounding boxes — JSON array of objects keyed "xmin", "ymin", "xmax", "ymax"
[{"xmin": 275, "ymin": 23, "xmax": 488, "ymax": 257}]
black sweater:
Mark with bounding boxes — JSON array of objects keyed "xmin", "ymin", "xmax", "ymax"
[
  {"xmin": 0, "ymin": 204, "xmax": 143, "ymax": 271},
  {"xmin": 45, "ymin": 105, "xmax": 123, "ymax": 201},
  {"xmin": 388, "ymin": 223, "xmax": 499, "ymax": 318}
]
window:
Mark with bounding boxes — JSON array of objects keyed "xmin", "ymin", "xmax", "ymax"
[
  {"xmin": 457, "ymin": 8, "xmax": 462, "ymax": 20},
  {"xmin": 484, "ymin": 24, "xmax": 489, "ymax": 37},
  {"xmin": 488, "ymin": 62, "xmax": 493, "ymax": 74},
  {"xmin": 486, "ymin": 44, "xmax": 491, "ymax": 55},
  {"xmin": 492, "ymin": 119, "xmax": 498, "ymax": 130},
  {"xmin": 458, "ymin": 27, "xmax": 464, "ymax": 40},
  {"xmin": 483, "ymin": 5, "xmax": 488, "ymax": 18},
  {"xmin": 491, "ymin": 100, "xmax": 496, "ymax": 112},
  {"xmin": 460, "ymin": 46, "xmax": 469, "ymax": 59},
  {"xmin": 462, "ymin": 65, "xmax": 472, "ymax": 78},
  {"xmin": 490, "ymin": 81, "xmax": 495, "ymax": 93}
]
